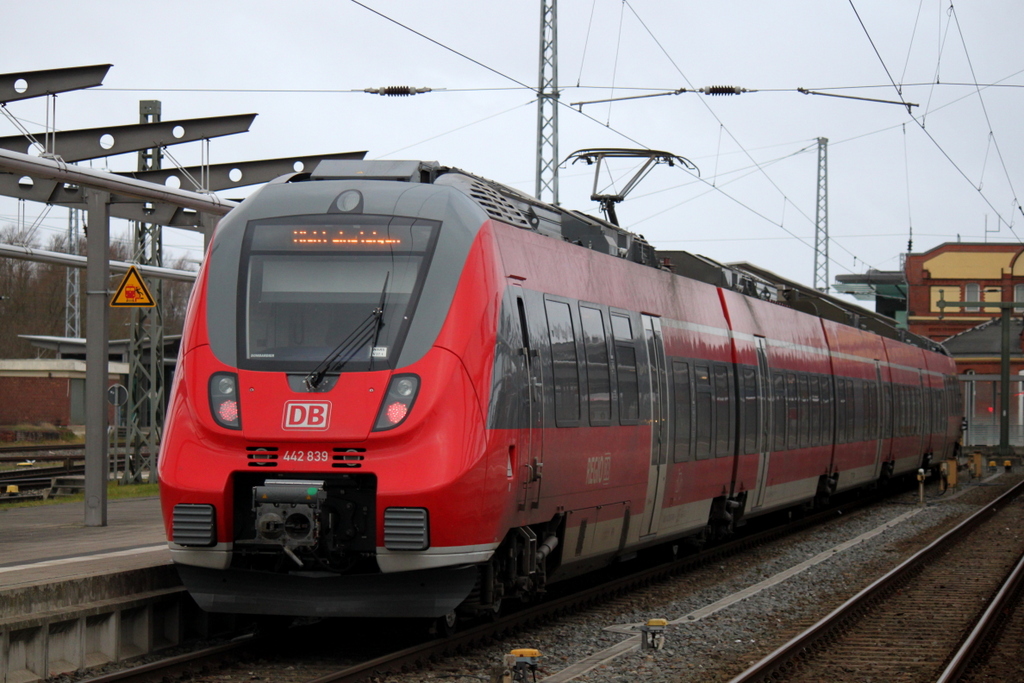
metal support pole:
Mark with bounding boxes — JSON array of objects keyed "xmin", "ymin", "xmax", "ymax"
[
  {"xmin": 535, "ymin": 0, "xmax": 559, "ymax": 205},
  {"xmin": 938, "ymin": 297, "xmax": 1023, "ymax": 460},
  {"xmin": 813, "ymin": 137, "xmax": 829, "ymax": 293},
  {"xmin": 1001, "ymin": 306, "xmax": 1011, "ymax": 458},
  {"xmin": 84, "ymin": 189, "xmax": 110, "ymax": 526}
]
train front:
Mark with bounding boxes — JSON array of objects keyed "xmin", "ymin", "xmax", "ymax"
[{"xmin": 159, "ymin": 162, "xmax": 500, "ymax": 618}]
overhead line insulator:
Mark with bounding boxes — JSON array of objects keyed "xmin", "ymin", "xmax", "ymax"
[
  {"xmin": 700, "ymin": 85, "xmax": 748, "ymax": 96},
  {"xmin": 363, "ymin": 86, "xmax": 432, "ymax": 96}
]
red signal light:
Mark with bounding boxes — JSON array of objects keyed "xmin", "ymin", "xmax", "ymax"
[
  {"xmin": 218, "ymin": 400, "xmax": 239, "ymax": 423},
  {"xmin": 386, "ymin": 401, "xmax": 408, "ymax": 424}
]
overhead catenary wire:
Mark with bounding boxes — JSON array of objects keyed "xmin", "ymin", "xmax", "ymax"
[
  {"xmin": 847, "ymin": 0, "xmax": 1023, "ymax": 240},
  {"xmin": 620, "ymin": 0, "xmax": 880, "ymax": 275}
]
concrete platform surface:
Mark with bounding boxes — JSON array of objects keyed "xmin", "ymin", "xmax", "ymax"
[{"xmin": 0, "ymin": 496, "xmax": 168, "ymax": 589}]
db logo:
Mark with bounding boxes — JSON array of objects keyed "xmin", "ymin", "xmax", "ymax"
[{"xmin": 282, "ymin": 401, "xmax": 331, "ymax": 430}]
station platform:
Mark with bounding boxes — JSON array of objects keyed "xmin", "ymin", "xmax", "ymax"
[
  {"xmin": 0, "ymin": 495, "xmax": 168, "ymax": 588},
  {"xmin": 0, "ymin": 497, "xmax": 192, "ymax": 682}
]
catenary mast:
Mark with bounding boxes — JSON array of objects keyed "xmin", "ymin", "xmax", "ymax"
[{"xmin": 536, "ymin": 0, "xmax": 559, "ymax": 204}]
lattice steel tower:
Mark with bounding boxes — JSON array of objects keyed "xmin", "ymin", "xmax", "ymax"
[
  {"xmin": 813, "ymin": 137, "xmax": 829, "ymax": 293},
  {"xmin": 124, "ymin": 100, "xmax": 165, "ymax": 484},
  {"xmin": 64, "ymin": 208, "xmax": 81, "ymax": 337},
  {"xmin": 535, "ymin": 0, "xmax": 559, "ymax": 204}
]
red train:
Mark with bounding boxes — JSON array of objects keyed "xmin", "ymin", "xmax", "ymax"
[{"xmin": 159, "ymin": 160, "xmax": 962, "ymax": 620}]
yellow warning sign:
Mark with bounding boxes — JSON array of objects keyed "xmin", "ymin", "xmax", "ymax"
[{"xmin": 110, "ymin": 265, "xmax": 156, "ymax": 307}]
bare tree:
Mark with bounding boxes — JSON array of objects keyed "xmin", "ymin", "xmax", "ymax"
[{"xmin": 0, "ymin": 224, "xmax": 194, "ymax": 358}]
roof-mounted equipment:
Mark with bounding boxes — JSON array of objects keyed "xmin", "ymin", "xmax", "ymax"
[{"xmin": 566, "ymin": 148, "xmax": 697, "ymax": 226}]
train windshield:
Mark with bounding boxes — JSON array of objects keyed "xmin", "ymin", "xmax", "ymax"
[{"xmin": 238, "ymin": 214, "xmax": 440, "ymax": 372}]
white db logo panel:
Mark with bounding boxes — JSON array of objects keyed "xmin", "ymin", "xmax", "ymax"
[{"xmin": 282, "ymin": 401, "xmax": 331, "ymax": 430}]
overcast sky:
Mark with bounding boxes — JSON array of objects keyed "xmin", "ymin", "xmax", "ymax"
[{"xmin": 3, "ymin": 1, "xmax": 1022, "ymax": 302}]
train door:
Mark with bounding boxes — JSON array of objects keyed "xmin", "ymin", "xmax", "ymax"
[
  {"xmin": 639, "ymin": 315, "xmax": 669, "ymax": 537},
  {"xmin": 879, "ymin": 374, "xmax": 895, "ymax": 474},
  {"xmin": 751, "ymin": 337, "xmax": 773, "ymax": 510},
  {"xmin": 516, "ymin": 294, "xmax": 544, "ymax": 511},
  {"xmin": 871, "ymin": 361, "xmax": 885, "ymax": 478}
]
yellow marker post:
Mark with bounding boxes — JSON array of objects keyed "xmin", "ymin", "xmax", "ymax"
[{"xmin": 110, "ymin": 265, "xmax": 156, "ymax": 307}]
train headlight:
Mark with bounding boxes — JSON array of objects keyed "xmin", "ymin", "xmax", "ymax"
[
  {"xmin": 209, "ymin": 372, "xmax": 242, "ymax": 430},
  {"xmin": 373, "ymin": 374, "xmax": 419, "ymax": 431}
]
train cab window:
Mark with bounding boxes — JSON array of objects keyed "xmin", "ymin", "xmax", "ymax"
[
  {"xmin": 772, "ymin": 372, "xmax": 787, "ymax": 451},
  {"xmin": 713, "ymin": 364, "xmax": 733, "ymax": 456},
  {"xmin": 694, "ymin": 364, "xmax": 713, "ymax": 460},
  {"xmin": 786, "ymin": 373, "xmax": 799, "ymax": 449},
  {"xmin": 611, "ymin": 313, "xmax": 640, "ymax": 424},
  {"xmin": 672, "ymin": 361, "xmax": 693, "ymax": 462},
  {"xmin": 579, "ymin": 306, "xmax": 611, "ymax": 425},
  {"xmin": 740, "ymin": 366, "xmax": 758, "ymax": 454},
  {"xmin": 239, "ymin": 215, "xmax": 440, "ymax": 372},
  {"xmin": 545, "ymin": 300, "xmax": 581, "ymax": 426}
]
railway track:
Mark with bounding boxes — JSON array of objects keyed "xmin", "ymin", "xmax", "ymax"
[
  {"xmin": 0, "ymin": 444, "xmax": 150, "ymax": 499},
  {"xmin": 729, "ymin": 478, "xmax": 1024, "ymax": 683},
  {"xmin": 73, "ymin": 489, "xmax": 900, "ymax": 683}
]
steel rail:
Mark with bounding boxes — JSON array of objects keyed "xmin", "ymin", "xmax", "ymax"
[
  {"xmin": 936, "ymin": 539, "xmax": 1024, "ymax": 682},
  {"xmin": 70, "ymin": 489, "xmax": 895, "ymax": 683},
  {"xmin": 303, "ymin": 492, "xmax": 893, "ymax": 683},
  {"xmin": 727, "ymin": 478, "xmax": 1024, "ymax": 683},
  {"xmin": 75, "ymin": 635, "xmax": 258, "ymax": 683}
]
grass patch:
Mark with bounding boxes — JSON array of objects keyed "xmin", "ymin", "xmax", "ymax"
[{"xmin": 0, "ymin": 481, "xmax": 159, "ymax": 510}]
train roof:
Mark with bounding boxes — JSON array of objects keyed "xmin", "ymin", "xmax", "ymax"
[{"xmin": 294, "ymin": 159, "xmax": 947, "ymax": 357}]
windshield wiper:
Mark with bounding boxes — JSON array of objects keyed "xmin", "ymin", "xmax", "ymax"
[{"xmin": 304, "ymin": 273, "xmax": 389, "ymax": 391}]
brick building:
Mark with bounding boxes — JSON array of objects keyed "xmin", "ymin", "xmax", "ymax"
[
  {"xmin": 0, "ymin": 359, "xmax": 127, "ymax": 427},
  {"xmin": 904, "ymin": 243, "xmax": 1024, "ymax": 341}
]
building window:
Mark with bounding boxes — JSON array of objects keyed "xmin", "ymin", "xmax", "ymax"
[
  {"xmin": 1014, "ymin": 284, "xmax": 1024, "ymax": 303},
  {"xmin": 965, "ymin": 283, "xmax": 980, "ymax": 312}
]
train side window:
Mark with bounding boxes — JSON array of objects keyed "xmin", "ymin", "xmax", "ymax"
[
  {"xmin": 772, "ymin": 372, "xmax": 787, "ymax": 451},
  {"xmin": 848, "ymin": 379, "xmax": 859, "ymax": 442},
  {"xmin": 615, "ymin": 345, "xmax": 640, "ymax": 424},
  {"xmin": 900, "ymin": 385, "xmax": 908, "ymax": 436},
  {"xmin": 611, "ymin": 314, "xmax": 633, "ymax": 341},
  {"xmin": 820, "ymin": 376, "xmax": 833, "ymax": 445},
  {"xmin": 835, "ymin": 378, "xmax": 847, "ymax": 443},
  {"xmin": 879, "ymin": 381, "xmax": 890, "ymax": 439},
  {"xmin": 740, "ymin": 366, "xmax": 758, "ymax": 454},
  {"xmin": 672, "ymin": 361, "xmax": 693, "ymax": 463},
  {"xmin": 695, "ymin": 364, "xmax": 713, "ymax": 460},
  {"xmin": 610, "ymin": 313, "xmax": 639, "ymax": 425},
  {"xmin": 545, "ymin": 299, "xmax": 580, "ymax": 426},
  {"xmin": 580, "ymin": 306, "xmax": 611, "ymax": 426},
  {"xmin": 808, "ymin": 376, "xmax": 821, "ymax": 447},
  {"xmin": 797, "ymin": 375, "xmax": 810, "ymax": 448},
  {"xmin": 713, "ymin": 364, "xmax": 733, "ymax": 457},
  {"xmin": 895, "ymin": 384, "xmax": 903, "ymax": 436},
  {"xmin": 786, "ymin": 373, "xmax": 799, "ymax": 449}
]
